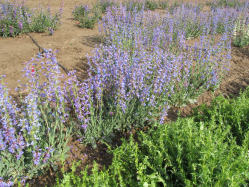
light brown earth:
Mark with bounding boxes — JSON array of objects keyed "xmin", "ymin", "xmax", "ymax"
[{"xmin": 1, "ymin": 0, "xmax": 249, "ymax": 186}]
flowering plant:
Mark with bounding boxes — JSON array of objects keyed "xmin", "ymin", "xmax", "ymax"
[
  {"xmin": 0, "ymin": 50, "xmax": 73, "ymax": 186},
  {"xmin": 232, "ymin": 15, "xmax": 249, "ymax": 47}
]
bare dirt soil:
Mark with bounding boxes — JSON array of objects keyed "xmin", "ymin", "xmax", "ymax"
[{"xmin": 1, "ymin": 0, "xmax": 249, "ymax": 186}]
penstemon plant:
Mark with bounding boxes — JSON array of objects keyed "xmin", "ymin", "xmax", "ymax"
[
  {"xmin": 99, "ymin": 4, "xmax": 231, "ymax": 107},
  {"xmin": 96, "ymin": 0, "xmax": 117, "ymax": 13},
  {"xmin": 66, "ymin": 4, "xmax": 233, "ymax": 149},
  {"xmin": 158, "ymin": 0, "xmax": 168, "ymax": 9},
  {"xmin": 0, "ymin": 50, "xmax": 74, "ymax": 186},
  {"xmin": 232, "ymin": 16, "xmax": 249, "ymax": 47},
  {"xmin": 145, "ymin": 0, "xmax": 158, "ymax": 11},
  {"xmin": 123, "ymin": 0, "xmax": 145, "ymax": 12},
  {"xmin": 72, "ymin": 3, "xmax": 102, "ymax": 29}
]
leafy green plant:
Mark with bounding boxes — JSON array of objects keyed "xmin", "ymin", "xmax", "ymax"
[
  {"xmin": 145, "ymin": 0, "xmax": 158, "ymax": 11},
  {"xmin": 72, "ymin": 4, "xmax": 102, "ymax": 29},
  {"xmin": 158, "ymin": 0, "xmax": 168, "ymax": 9},
  {"xmin": 211, "ymin": 0, "xmax": 245, "ymax": 8},
  {"xmin": 191, "ymin": 86, "xmax": 249, "ymax": 146},
  {"xmin": 168, "ymin": 1, "xmax": 180, "ymax": 14},
  {"xmin": 52, "ymin": 85, "xmax": 249, "ymax": 186},
  {"xmin": 54, "ymin": 98, "xmax": 249, "ymax": 186},
  {"xmin": 27, "ymin": 5, "xmax": 62, "ymax": 34},
  {"xmin": 124, "ymin": 0, "xmax": 145, "ymax": 12},
  {"xmin": 185, "ymin": 21, "xmax": 204, "ymax": 40},
  {"xmin": 77, "ymin": 16, "xmax": 97, "ymax": 29},
  {"xmin": 0, "ymin": 51, "xmax": 74, "ymax": 186},
  {"xmin": 96, "ymin": 0, "xmax": 116, "ymax": 13},
  {"xmin": 206, "ymin": 1, "xmax": 213, "ymax": 6},
  {"xmin": 136, "ymin": 117, "xmax": 249, "ymax": 186},
  {"xmin": 0, "ymin": 0, "xmax": 62, "ymax": 37},
  {"xmin": 53, "ymin": 160, "xmax": 113, "ymax": 187}
]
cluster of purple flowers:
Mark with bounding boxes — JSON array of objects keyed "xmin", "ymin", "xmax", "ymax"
[
  {"xmin": 97, "ymin": 4, "xmax": 232, "ymax": 107},
  {"xmin": 0, "ymin": 50, "xmax": 75, "ymax": 185},
  {"xmin": 48, "ymin": 27, "xmax": 54, "ymax": 35},
  {"xmin": 32, "ymin": 147, "xmax": 42, "ymax": 166},
  {"xmin": 0, "ymin": 177, "xmax": 13, "ymax": 187},
  {"xmin": 101, "ymin": 3, "xmax": 248, "ymax": 49},
  {"xmin": 0, "ymin": 78, "xmax": 26, "ymax": 158},
  {"xmin": 54, "ymin": 4, "xmax": 234, "ymax": 146},
  {"xmin": 59, "ymin": 0, "xmax": 64, "ymax": 16},
  {"xmin": 167, "ymin": 5, "xmax": 248, "ymax": 37}
]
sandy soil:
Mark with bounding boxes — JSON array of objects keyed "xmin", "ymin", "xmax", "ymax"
[{"xmin": 1, "ymin": 0, "xmax": 249, "ymax": 186}]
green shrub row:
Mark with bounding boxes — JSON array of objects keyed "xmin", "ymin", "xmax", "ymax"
[
  {"xmin": 49, "ymin": 86, "xmax": 249, "ymax": 187},
  {"xmin": 206, "ymin": 0, "xmax": 247, "ymax": 9}
]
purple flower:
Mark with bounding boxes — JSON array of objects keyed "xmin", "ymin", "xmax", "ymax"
[
  {"xmin": 9, "ymin": 26, "xmax": 14, "ymax": 34},
  {"xmin": 18, "ymin": 21, "xmax": 23, "ymax": 30},
  {"xmin": 32, "ymin": 149, "xmax": 42, "ymax": 166},
  {"xmin": 16, "ymin": 150, "xmax": 24, "ymax": 160}
]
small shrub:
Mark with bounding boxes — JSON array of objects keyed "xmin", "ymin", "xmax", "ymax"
[
  {"xmin": 0, "ymin": 50, "xmax": 74, "ymax": 186},
  {"xmin": 191, "ymin": 86, "xmax": 249, "ymax": 146},
  {"xmin": 124, "ymin": 0, "xmax": 145, "ymax": 12},
  {"xmin": 168, "ymin": 1, "xmax": 180, "ymax": 14},
  {"xmin": 54, "ymin": 95, "xmax": 249, "ymax": 186},
  {"xmin": 72, "ymin": 4, "xmax": 101, "ymax": 29},
  {"xmin": 0, "ymin": 0, "xmax": 63, "ymax": 37},
  {"xmin": 145, "ymin": 0, "xmax": 158, "ymax": 11},
  {"xmin": 96, "ymin": 0, "xmax": 116, "ymax": 13},
  {"xmin": 232, "ymin": 17, "xmax": 249, "ymax": 47},
  {"xmin": 158, "ymin": 0, "xmax": 168, "ymax": 9},
  {"xmin": 216, "ymin": 0, "xmax": 244, "ymax": 8}
]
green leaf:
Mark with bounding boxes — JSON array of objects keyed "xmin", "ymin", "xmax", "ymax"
[
  {"xmin": 0, "ymin": 159, "xmax": 3, "ymax": 171},
  {"xmin": 51, "ymin": 163, "xmax": 58, "ymax": 171},
  {"xmin": 181, "ymin": 103, "xmax": 187, "ymax": 107},
  {"xmin": 62, "ymin": 154, "xmax": 69, "ymax": 160},
  {"xmin": 105, "ymin": 137, "xmax": 113, "ymax": 143},
  {"xmin": 200, "ymin": 123, "xmax": 204, "ymax": 131},
  {"xmin": 91, "ymin": 139, "xmax": 98, "ymax": 149},
  {"xmin": 7, "ymin": 167, "xmax": 15, "ymax": 174},
  {"xmin": 63, "ymin": 146, "xmax": 71, "ymax": 154},
  {"xmin": 188, "ymin": 98, "xmax": 197, "ymax": 104},
  {"xmin": 53, "ymin": 150, "xmax": 61, "ymax": 157},
  {"xmin": 143, "ymin": 182, "xmax": 149, "ymax": 187},
  {"xmin": 1, "ymin": 151, "xmax": 8, "ymax": 157}
]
